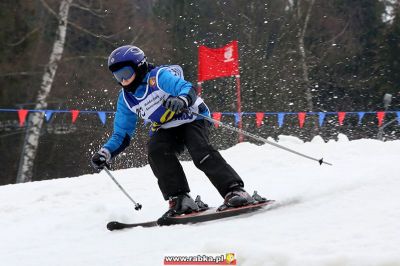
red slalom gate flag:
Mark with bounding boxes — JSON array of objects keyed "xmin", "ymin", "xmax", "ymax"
[{"xmin": 198, "ymin": 40, "xmax": 239, "ymax": 82}]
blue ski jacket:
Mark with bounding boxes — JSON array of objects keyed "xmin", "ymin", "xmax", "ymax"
[{"xmin": 103, "ymin": 65, "xmax": 210, "ymax": 157}]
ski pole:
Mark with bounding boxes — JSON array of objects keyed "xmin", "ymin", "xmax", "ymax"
[
  {"xmin": 191, "ymin": 111, "xmax": 333, "ymax": 166},
  {"xmin": 103, "ymin": 167, "xmax": 142, "ymax": 210}
]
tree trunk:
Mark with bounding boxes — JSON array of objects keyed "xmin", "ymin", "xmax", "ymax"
[
  {"xmin": 298, "ymin": 0, "xmax": 315, "ymax": 112},
  {"xmin": 16, "ymin": 0, "xmax": 73, "ymax": 183}
]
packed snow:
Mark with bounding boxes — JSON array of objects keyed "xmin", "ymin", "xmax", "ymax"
[{"xmin": 1, "ymin": 134, "xmax": 400, "ymax": 266}]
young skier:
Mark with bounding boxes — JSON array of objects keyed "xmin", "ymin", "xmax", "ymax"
[{"xmin": 91, "ymin": 45, "xmax": 257, "ymax": 217}]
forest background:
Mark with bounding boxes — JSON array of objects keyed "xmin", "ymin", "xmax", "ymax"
[{"xmin": 1, "ymin": 0, "xmax": 399, "ymax": 185}]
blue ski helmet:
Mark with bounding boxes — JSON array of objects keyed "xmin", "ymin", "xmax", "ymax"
[{"xmin": 108, "ymin": 45, "xmax": 147, "ymax": 72}]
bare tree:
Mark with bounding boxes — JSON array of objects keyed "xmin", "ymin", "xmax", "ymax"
[
  {"xmin": 17, "ymin": 0, "xmax": 74, "ymax": 183},
  {"xmin": 297, "ymin": 0, "xmax": 316, "ymax": 112}
]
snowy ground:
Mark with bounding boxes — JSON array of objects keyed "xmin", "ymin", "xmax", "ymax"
[{"xmin": 1, "ymin": 134, "xmax": 400, "ymax": 266}]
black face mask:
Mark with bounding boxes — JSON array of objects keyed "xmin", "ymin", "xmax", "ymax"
[
  {"xmin": 121, "ymin": 75, "xmax": 144, "ymax": 92},
  {"xmin": 122, "ymin": 63, "xmax": 155, "ymax": 93}
]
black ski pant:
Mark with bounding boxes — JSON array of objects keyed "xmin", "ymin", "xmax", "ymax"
[{"xmin": 148, "ymin": 119, "xmax": 244, "ymax": 200}]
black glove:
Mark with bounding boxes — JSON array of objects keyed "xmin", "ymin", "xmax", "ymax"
[
  {"xmin": 163, "ymin": 96, "xmax": 187, "ymax": 113},
  {"xmin": 91, "ymin": 148, "xmax": 111, "ymax": 170}
]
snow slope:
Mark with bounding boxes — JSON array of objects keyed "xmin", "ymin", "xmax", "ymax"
[{"xmin": 1, "ymin": 135, "xmax": 400, "ymax": 266}]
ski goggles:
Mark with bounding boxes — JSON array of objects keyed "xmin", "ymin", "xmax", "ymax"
[{"xmin": 112, "ymin": 66, "xmax": 135, "ymax": 83}]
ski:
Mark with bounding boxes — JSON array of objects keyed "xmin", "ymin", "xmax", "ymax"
[
  {"xmin": 158, "ymin": 200, "xmax": 275, "ymax": 225},
  {"xmin": 107, "ymin": 199, "xmax": 275, "ymax": 231},
  {"xmin": 107, "ymin": 220, "xmax": 158, "ymax": 230}
]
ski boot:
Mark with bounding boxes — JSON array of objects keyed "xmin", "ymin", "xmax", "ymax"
[
  {"xmin": 251, "ymin": 191, "xmax": 269, "ymax": 203},
  {"xmin": 162, "ymin": 193, "xmax": 200, "ymax": 218},
  {"xmin": 218, "ymin": 185, "xmax": 255, "ymax": 211},
  {"xmin": 195, "ymin": 195, "xmax": 209, "ymax": 212}
]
